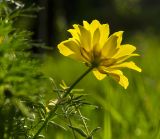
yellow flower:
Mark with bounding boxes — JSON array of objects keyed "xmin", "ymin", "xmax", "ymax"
[{"xmin": 58, "ymin": 20, "xmax": 142, "ymax": 89}]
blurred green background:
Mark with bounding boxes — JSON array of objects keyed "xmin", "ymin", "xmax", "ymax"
[{"xmin": 14, "ymin": 0, "xmax": 160, "ymax": 138}]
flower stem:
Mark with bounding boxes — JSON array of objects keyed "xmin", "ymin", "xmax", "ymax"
[
  {"xmin": 63, "ymin": 67, "xmax": 93, "ymax": 98},
  {"xmin": 32, "ymin": 67, "xmax": 93, "ymax": 139}
]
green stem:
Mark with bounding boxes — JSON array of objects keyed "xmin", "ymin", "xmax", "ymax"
[
  {"xmin": 68, "ymin": 117, "xmax": 77, "ymax": 139},
  {"xmin": 32, "ymin": 67, "xmax": 93, "ymax": 139},
  {"xmin": 32, "ymin": 105, "xmax": 58, "ymax": 139},
  {"xmin": 50, "ymin": 78, "xmax": 77, "ymax": 139},
  {"xmin": 77, "ymin": 109, "xmax": 90, "ymax": 136},
  {"xmin": 63, "ymin": 67, "xmax": 93, "ymax": 98}
]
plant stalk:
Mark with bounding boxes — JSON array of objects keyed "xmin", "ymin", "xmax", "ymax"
[
  {"xmin": 63, "ymin": 67, "xmax": 93, "ymax": 98},
  {"xmin": 77, "ymin": 109, "xmax": 90, "ymax": 136},
  {"xmin": 32, "ymin": 67, "xmax": 93, "ymax": 139}
]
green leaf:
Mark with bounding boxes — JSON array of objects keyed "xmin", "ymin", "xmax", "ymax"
[
  {"xmin": 90, "ymin": 127, "xmax": 101, "ymax": 136},
  {"xmin": 68, "ymin": 125, "xmax": 87, "ymax": 137},
  {"xmin": 49, "ymin": 121, "xmax": 67, "ymax": 131}
]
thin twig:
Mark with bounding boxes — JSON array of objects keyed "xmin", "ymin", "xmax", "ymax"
[{"xmin": 77, "ymin": 108, "xmax": 90, "ymax": 136}]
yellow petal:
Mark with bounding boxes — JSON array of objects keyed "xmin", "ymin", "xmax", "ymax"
[
  {"xmin": 78, "ymin": 25, "xmax": 91, "ymax": 51},
  {"xmin": 114, "ymin": 31, "xmax": 124, "ymax": 47},
  {"xmin": 90, "ymin": 20, "xmax": 100, "ymax": 30},
  {"xmin": 69, "ymin": 53, "xmax": 86, "ymax": 61},
  {"xmin": 100, "ymin": 58, "xmax": 116, "ymax": 67},
  {"xmin": 80, "ymin": 47, "xmax": 92, "ymax": 62},
  {"xmin": 58, "ymin": 39, "xmax": 87, "ymax": 62},
  {"xmin": 93, "ymin": 28, "xmax": 100, "ymax": 48},
  {"xmin": 102, "ymin": 34, "xmax": 119, "ymax": 58},
  {"xmin": 99, "ymin": 24, "xmax": 109, "ymax": 47},
  {"xmin": 107, "ymin": 70, "xmax": 129, "ymax": 89},
  {"xmin": 73, "ymin": 24, "xmax": 80, "ymax": 32},
  {"xmin": 58, "ymin": 39, "xmax": 80, "ymax": 54},
  {"xmin": 109, "ymin": 61, "xmax": 142, "ymax": 72},
  {"xmin": 83, "ymin": 20, "xmax": 90, "ymax": 30},
  {"xmin": 92, "ymin": 29, "xmax": 102, "ymax": 59},
  {"xmin": 93, "ymin": 69, "xmax": 106, "ymax": 80},
  {"xmin": 116, "ymin": 53, "xmax": 139, "ymax": 63},
  {"xmin": 68, "ymin": 29, "xmax": 80, "ymax": 41},
  {"xmin": 58, "ymin": 38, "xmax": 85, "ymax": 61},
  {"xmin": 113, "ymin": 44, "xmax": 136, "ymax": 59},
  {"xmin": 58, "ymin": 41, "xmax": 74, "ymax": 56}
]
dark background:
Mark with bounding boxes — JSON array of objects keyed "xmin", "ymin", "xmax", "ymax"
[{"xmin": 19, "ymin": 0, "xmax": 160, "ymax": 47}]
